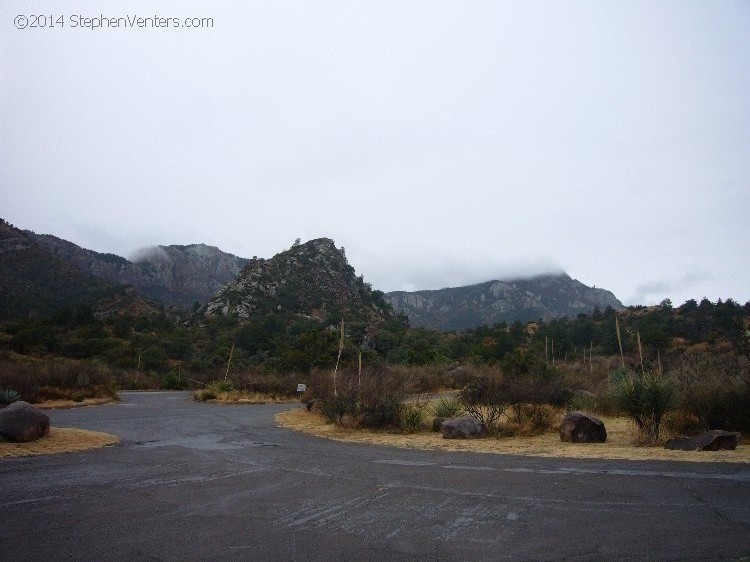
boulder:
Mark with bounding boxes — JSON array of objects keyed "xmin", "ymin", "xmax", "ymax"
[
  {"xmin": 560, "ymin": 411, "xmax": 607, "ymax": 443},
  {"xmin": 665, "ymin": 430, "xmax": 741, "ymax": 452},
  {"xmin": 663, "ymin": 436, "xmax": 698, "ymax": 451},
  {"xmin": 441, "ymin": 416, "xmax": 487, "ymax": 439},
  {"xmin": 0, "ymin": 401, "xmax": 50, "ymax": 442}
]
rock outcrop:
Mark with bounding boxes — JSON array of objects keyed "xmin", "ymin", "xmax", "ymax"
[{"xmin": 200, "ymin": 238, "xmax": 395, "ymax": 326}]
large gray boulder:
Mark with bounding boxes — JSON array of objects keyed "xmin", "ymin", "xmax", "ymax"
[
  {"xmin": 441, "ymin": 416, "xmax": 487, "ymax": 439},
  {"xmin": 0, "ymin": 401, "xmax": 50, "ymax": 443},
  {"xmin": 665, "ymin": 430, "xmax": 741, "ymax": 452},
  {"xmin": 560, "ymin": 411, "xmax": 607, "ymax": 443}
]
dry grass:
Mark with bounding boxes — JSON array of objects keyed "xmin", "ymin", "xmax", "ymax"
[
  {"xmin": 276, "ymin": 409, "xmax": 749, "ymax": 463},
  {"xmin": 35, "ymin": 398, "xmax": 117, "ymax": 410},
  {"xmin": 197, "ymin": 390, "xmax": 299, "ymax": 404},
  {"xmin": 0, "ymin": 427, "xmax": 119, "ymax": 458}
]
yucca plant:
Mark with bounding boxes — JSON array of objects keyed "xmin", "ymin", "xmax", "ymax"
[
  {"xmin": 0, "ymin": 389, "xmax": 21, "ymax": 406},
  {"xmin": 432, "ymin": 396, "xmax": 463, "ymax": 419},
  {"xmin": 611, "ymin": 369, "xmax": 678, "ymax": 444},
  {"xmin": 400, "ymin": 405, "xmax": 426, "ymax": 433}
]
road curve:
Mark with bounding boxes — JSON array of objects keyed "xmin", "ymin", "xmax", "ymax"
[{"xmin": 1, "ymin": 391, "xmax": 748, "ymax": 561}]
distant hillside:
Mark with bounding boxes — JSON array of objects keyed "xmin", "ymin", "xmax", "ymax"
[
  {"xmin": 32, "ymin": 234, "xmax": 249, "ymax": 309},
  {"xmin": 386, "ymin": 274, "xmax": 623, "ymax": 331},
  {"xmin": 0, "ymin": 219, "xmax": 112, "ymax": 320},
  {"xmin": 201, "ymin": 238, "xmax": 395, "ymax": 326}
]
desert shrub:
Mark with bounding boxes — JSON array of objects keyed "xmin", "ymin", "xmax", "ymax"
[
  {"xmin": 663, "ymin": 409, "xmax": 703, "ymax": 437},
  {"xmin": 432, "ymin": 396, "xmax": 463, "ymax": 418},
  {"xmin": 460, "ymin": 373, "xmax": 508, "ymax": 434},
  {"xmin": 400, "ymin": 405, "xmax": 426, "ymax": 433},
  {"xmin": 193, "ymin": 388, "xmax": 217, "ymax": 401},
  {"xmin": 610, "ymin": 368, "xmax": 678, "ymax": 444},
  {"xmin": 0, "ymin": 388, "xmax": 21, "ymax": 405},
  {"xmin": 161, "ymin": 371, "xmax": 185, "ymax": 390},
  {"xmin": 0, "ymin": 358, "xmax": 120, "ymax": 403},
  {"xmin": 211, "ymin": 379, "xmax": 234, "ymax": 392},
  {"xmin": 306, "ymin": 366, "xmax": 409, "ymax": 429},
  {"xmin": 566, "ymin": 393, "xmax": 600, "ymax": 414},
  {"xmin": 669, "ymin": 353, "xmax": 750, "ymax": 432},
  {"xmin": 497, "ymin": 403, "xmax": 563, "ymax": 436}
]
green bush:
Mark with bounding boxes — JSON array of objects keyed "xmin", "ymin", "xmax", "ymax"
[{"xmin": 211, "ymin": 379, "xmax": 234, "ymax": 392}]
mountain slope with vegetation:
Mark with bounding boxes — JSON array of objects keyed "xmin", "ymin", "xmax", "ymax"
[
  {"xmin": 0, "ymin": 219, "xmax": 113, "ymax": 320},
  {"xmin": 386, "ymin": 274, "xmax": 623, "ymax": 331},
  {"xmin": 201, "ymin": 238, "xmax": 395, "ymax": 326},
  {"xmin": 32, "ymin": 233, "xmax": 249, "ymax": 309}
]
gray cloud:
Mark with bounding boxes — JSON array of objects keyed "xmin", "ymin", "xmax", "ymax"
[{"xmin": 1, "ymin": 1, "xmax": 748, "ymax": 308}]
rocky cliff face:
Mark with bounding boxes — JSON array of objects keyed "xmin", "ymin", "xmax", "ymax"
[
  {"xmin": 202, "ymin": 238, "xmax": 394, "ymax": 324},
  {"xmin": 386, "ymin": 274, "xmax": 623, "ymax": 331},
  {"xmin": 32, "ymin": 234, "xmax": 248, "ymax": 309}
]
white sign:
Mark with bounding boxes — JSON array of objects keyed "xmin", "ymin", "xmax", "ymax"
[{"xmin": 296, "ymin": 383, "xmax": 307, "ymax": 393}]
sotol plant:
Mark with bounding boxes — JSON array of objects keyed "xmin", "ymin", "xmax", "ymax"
[
  {"xmin": 610, "ymin": 368, "xmax": 678, "ymax": 444},
  {"xmin": 0, "ymin": 389, "xmax": 21, "ymax": 406}
]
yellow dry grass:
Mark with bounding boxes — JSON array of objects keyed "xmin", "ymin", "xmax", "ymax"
[
  {"xmin": 197, "ymin": 390, "xmax": 299, "ymax": 404},
  {"xmin": 276, "ymin": 409, "xmax": 749, "ymax": 463},
  {"xmin": 0, "ymin": 428, "xmax": 119, "ymax": 458},
  {"xmin": 35, "ymin": 398, "xmax": 116, "ymax": 410}
]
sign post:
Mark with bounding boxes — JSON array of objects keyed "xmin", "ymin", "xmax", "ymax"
[{"xmin": 296, "ymin": 383, "xmax": 307, "ymax": 407}]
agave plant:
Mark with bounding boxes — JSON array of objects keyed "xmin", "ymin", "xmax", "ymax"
[{"xmin": 0, "ymin": 389, "xmax": 21, "ymax": 406}]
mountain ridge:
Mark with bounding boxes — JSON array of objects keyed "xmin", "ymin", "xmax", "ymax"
[
  {"xmin": 31, "ymin": 233, "xmax": 249, "ymax": 309},
  {"xmin": 4, "ymin": 218, "xmax": 625, "ymax": 329},
  {"xmin": 386, "ymin": 273, "xmax": 623, "ymax": 331}
]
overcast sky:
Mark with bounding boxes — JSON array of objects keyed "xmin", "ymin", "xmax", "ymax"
[{"xmin": 2, "ymin": 1, "xmax": 748, "ymax": 306}]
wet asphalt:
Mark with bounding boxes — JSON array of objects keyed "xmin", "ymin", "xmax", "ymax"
[{"xmin": 1, "ymin": 391, "xmax": 749, "ymax": 561}]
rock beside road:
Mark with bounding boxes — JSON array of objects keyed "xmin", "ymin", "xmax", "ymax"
[
  {"xmin": 441, "ymin": 416, "xmax": 487, "ymax": 439},
  {"xmin": 665, "ymin": 430, "xmax": 741, "ymax": 452},
  {"xmin": 560, "ymin": 412, "xmax": 607, "ymax": 443},
  {"xmin": 0, "ymin": 401, "xmax": 51, "ymax": 443}
]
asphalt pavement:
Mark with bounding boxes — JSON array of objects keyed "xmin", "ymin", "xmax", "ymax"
[{"xmin": 1, "ymin": 391, "xmax": 748, "ymax": 561}]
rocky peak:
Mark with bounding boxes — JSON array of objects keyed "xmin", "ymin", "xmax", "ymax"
[{"xmin": 201, "ymin": 238, "xmax": 393, "ymax": 324}]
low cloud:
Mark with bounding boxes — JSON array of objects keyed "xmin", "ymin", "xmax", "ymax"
[
  {"xmin": 130, "ymin": 246, "xmax": 171, "ymax": 264},
  {"xmin": 630, "ymin": 269, "xmax": 715, "ymax": 305}
]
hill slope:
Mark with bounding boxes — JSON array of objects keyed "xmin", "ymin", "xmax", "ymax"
[
  {"xmin": 386, "ymin": 274, "xmax": 623, "ymax": 331},
  {"xmin": 0, "ymin": 219, "xmax": 113, "ymax": 320}
]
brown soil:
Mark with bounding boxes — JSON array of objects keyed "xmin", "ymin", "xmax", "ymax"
[
  {"xmin": 276, "ymin": 409, "xmax": 749, "ymax": 463},
  {"xmin": 0, "ymin": 427, "xmax": 119, "ymax": 458}
]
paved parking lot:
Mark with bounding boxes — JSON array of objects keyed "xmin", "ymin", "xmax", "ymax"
[{"xmin": 2, "ymin": 391, "xmax": 748, "ymax": 561}]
